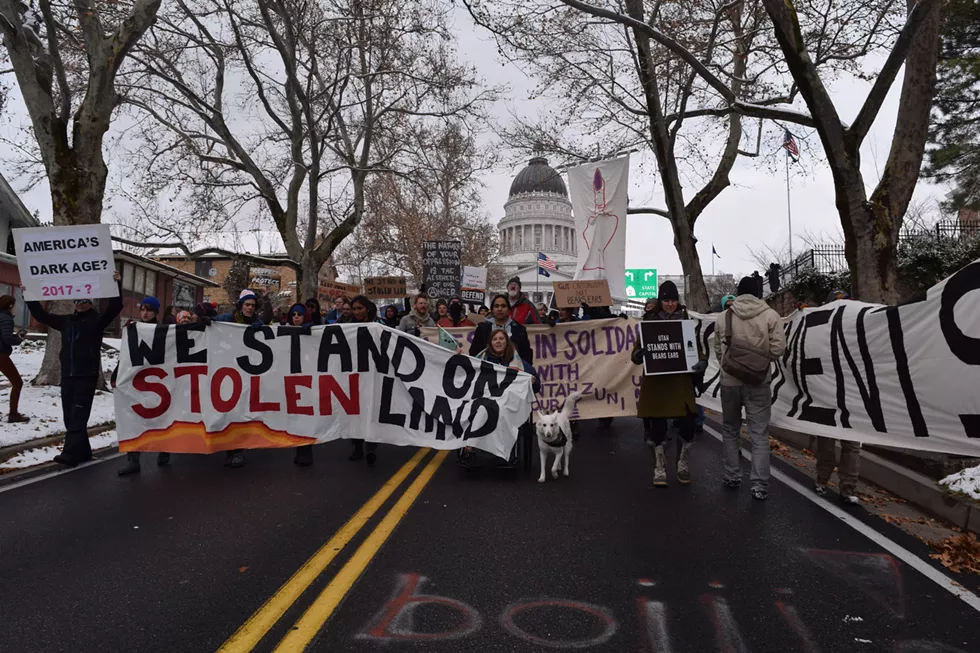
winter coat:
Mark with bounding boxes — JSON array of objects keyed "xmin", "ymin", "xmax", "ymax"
[
  {"xmin": 436, "ymin": 316, "xmax": 476, "ymax": 328},
  {"xmin": 510, "ymin": 294, "xmax": 541, "ymax": 325},
  {"xmin": 397, "ymin": 310, "xmax": 435, "ymax": 334},
  {"xmin": 0, "ymin": 309, "xmax": 22, "ymax": 356},
  {"xmin": 631, "ymin": 307, "xmax": 702, "ymax": 419},
  {"xmin": 26, "ymin": 286, "xmax": 123, "ymax": 378},
  {"xmin": 469, "ymin": 316, "xmax": 533, "ymax": 365},
  {"xmin": 324, "ymin": 308, "xmax": 341, "ymax": 324},
  {"xmin": 474, "ymin": 348, "xmax": 541, "ymax": 395},
  {"xmin": 713, "ymin": 294, "xmax": 786, "ymax": 387},
  {"xmin": 215, "ymin": 310, "xmax": 265, "ymax": 327}
]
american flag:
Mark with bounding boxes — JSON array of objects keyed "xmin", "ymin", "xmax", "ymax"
[
  {"xmin": 783, "ymin": 129, "xmax": 799, "ymax": 160},
  {"xmin": 538, "ymin": 252, "xmax": 557, "ymax": 276}
]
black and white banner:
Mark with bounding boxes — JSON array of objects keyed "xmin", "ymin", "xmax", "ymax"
[{"xmin": 692, "ymin": 260, "xmax": 980, "ymax": 456}]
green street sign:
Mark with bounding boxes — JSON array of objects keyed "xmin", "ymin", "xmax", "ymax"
[{"xmin": 625, "ymin": 268, "xmax": 658, "ymax": 299}]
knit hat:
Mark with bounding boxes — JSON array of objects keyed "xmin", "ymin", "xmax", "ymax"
[
  {"xmin": 288, "ymin": 303, "xmax": 307, "ymax": 316},
  {"xmin": 238, "ymin": 290, "xmax": 258, "ymax": 305},
  {"xmin": 140, "ymin": 296, "xmax": 161, "ymax": 312},
  {"xmin": 737, "ymin": 276, "xmax": 760, "ymax": 298},
  {"xmin": 826, "ymin": 289, "xmax": 849, "ymax": 303},
  {"xmin": 720, "ymin": 294, "xmax": 736, "ymax": 310},
  {"xmin": 436, "ymin": 298, "xmax": 448, "ymax": 307},
  {"xmin": 507, "ymin": 276, "xmax": 522, "ymax": 288},
  {"xmin": 658, "ymin": 280, "xmax": 679, "ymax": 302}
]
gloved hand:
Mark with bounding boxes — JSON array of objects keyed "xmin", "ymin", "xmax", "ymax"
[
  {"xmin": 692, "ymin": 359, "xmax": 708, "ymax": 374},
  {"xmin": 630, "ymin": 347, "xmax": 644, "ymax": 365},
  {"xmin": 200, "ymin": 317, "xmax": 212, "ymax": 327}
]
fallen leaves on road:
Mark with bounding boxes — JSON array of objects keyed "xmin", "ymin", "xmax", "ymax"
[
  {"xmin": 239, "ymin": 566, "xmax": 249, "ymax": 573},
  {"xmin": 927, "ymin": 533, "xmax": 980, "ymax": 575}
]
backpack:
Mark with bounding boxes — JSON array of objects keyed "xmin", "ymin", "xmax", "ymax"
[{"xmin": 721, "ymin": 309, "xmax": 771, "ymax": 385}]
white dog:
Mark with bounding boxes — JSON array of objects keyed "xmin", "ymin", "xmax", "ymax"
[{"xmin": 535, "ymin": 392, "xmax": 583, "ymax": 483}]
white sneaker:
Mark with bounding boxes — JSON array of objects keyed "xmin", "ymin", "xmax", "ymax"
[
  {"xmin": 840, "ymin": 493, "xmax": 860, "ymax": 506},
  {"xmin": 814, "ymin": 483, "xmax": 828, "ymax": 496},
  {"xmin": 653, "ymin": 446, "xmax": 667, "ymax": 487}
]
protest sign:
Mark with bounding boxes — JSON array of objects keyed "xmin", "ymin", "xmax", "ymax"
[
  {"xmin": 114, "ymin": 322, "xmax": 535, "ymax": 460},
  {"xmin": 317, "ymin": 280, "xmax": 361, "ymax": 303},
  {"xmin": 248, "ymin": 267, "xmax": 281, "ymax": 293},
  {"xmin": 422, "ymin": 241, "xmax": 461, "ymax": 302},
  {"xmin": 461, "ymin": 266, "xmax": 487, "ymax": 305},
  {"xmin": 13, "ymin": 224, "xmax": 117, "ymax": 301},
  {"xmin": 364, "ymin": 276, "xmax": 408, "ymax": 299},
  {"xmin": 638, "ymin": 320, "xmax": 699, "ymax": 375},
  {"xmin": 552, "ymin": 279, "xmax": 612, "ymax": 308}
]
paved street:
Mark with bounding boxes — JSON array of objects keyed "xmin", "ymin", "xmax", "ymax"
[{"xmin": 1, "ymin": 419, "xmax": 978, "ymax": 653}]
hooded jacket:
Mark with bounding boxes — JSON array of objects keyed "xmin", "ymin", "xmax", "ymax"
[
  {"xmin": 509, "ymin": 293, "xmax": 541, "ymax": 325},
  {"xmin": 397, "ymin": 309, "xmax": 435, "ymax": 334},
  {"xmin": 713, "ymin": 294, "xmax": 786, "ymax": 386},
  {"xmin": 0, "ymin": 307, "xmax": 22, "ymax": 356}
]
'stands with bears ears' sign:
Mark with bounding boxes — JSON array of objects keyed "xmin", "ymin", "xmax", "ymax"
[
  {"xmin": 114, "ymin": 323, "xmax": 535, "ymax": 459},
  {"xmin": 638, "ymin": 320, "xmax": 700, "ymax": 375},
  {"xmin": 13, "ymin": 224, "xmax": 117, "ymax": 301}
]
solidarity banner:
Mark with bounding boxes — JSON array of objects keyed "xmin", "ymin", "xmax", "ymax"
[
  {"xmin": 568, "ymin": 155, "xmax": 628, "ymax": 300},
  {"xmin": 114, "ymin": 323, "xmax": 535, "ymax": 459}
]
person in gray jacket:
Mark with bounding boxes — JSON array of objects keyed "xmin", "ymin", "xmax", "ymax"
[
  {"xmin": 397, "ymin": 294, "xmax": 435, "ymax": 335},
  {"xmin": 714, "ymin": 276, "xmax": 786, "ymax": 501},
  {"xmin": 0, "ymin": 295, "xmax": 29, "ymax": 423}
]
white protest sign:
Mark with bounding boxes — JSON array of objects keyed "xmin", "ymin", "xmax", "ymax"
[
  {"xmin": 114, "ymin": 322, "xmax": 535, "ymax": 460},
  {"xmin": 13, "ymin": 224, "xmax": 117, "ymax": 301}
]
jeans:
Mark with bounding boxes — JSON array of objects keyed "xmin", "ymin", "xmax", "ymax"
[
  {"xmin": 816, "ymin": 437, "xmax": 861, "ymax": 495},
  {"xmin": 695, "ymin": 404, "xmax": 705, "ymax": 429},
  {"xmin": 61, "ymin": 375, "xmax": 98, "ymax": 462},
  {"xmin": 721, "ymin": 384, "xmax": 772, "ymax": 491}
]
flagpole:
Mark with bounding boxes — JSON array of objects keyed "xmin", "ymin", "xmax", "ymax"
[
  {"xmin": 711, "ymin": 247, "xmax": 715, "ymax": 277},
  {"xmin": 786, "ymin": 149, "xmax": 793, "ymax": 262}
]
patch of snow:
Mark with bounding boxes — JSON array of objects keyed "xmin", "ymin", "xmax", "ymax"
[
  {"xmin": 854, "ymin": 639, "xmax": 873, "ymax": 644},
  {"xmin": 939, "ymin": 465, "xmax": 980, "ymax": 502},
  {"xmin": 0, "ymin": 430, "xmax": 118, "ymax": 470},
  {"xmin": 842, "ymin": 615, "xmax": 864, "ymax": 623}
]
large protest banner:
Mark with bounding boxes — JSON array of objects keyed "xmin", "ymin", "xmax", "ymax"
[
  {"xmin": 114, "ymin": 323, "xmax": 535, "ymax": 460},
  {"xmin": 13, "ymin": 224, "xmax": 117, "ymax": 301},
  {"xmin": 568, "ymin": 156, "xmax": 629, "ymax": 299}
]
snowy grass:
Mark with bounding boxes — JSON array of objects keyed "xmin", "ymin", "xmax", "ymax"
[
  {"xmin": 0, "ymin": 430, "xmax": 119, "ymax": 470},
  {"xmin": 0, "ymin": 339, "xmax": 118, "ymax": 448},
  {"xmin": 939, "ymin": 465, "xmax": 980, "ymax": 502}
]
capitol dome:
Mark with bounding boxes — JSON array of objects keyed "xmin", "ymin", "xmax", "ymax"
[{"xmin": 495, "ymin": 156, "xmax": 578, "ymax": 306}]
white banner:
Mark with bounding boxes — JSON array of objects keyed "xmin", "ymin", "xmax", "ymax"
[
  {"xmin": 568, "ymin": 155, "xmax": 629, "ymax": 300},
  {"xmin": 13, "ymin": 224, "xmax": 117, "ymax": 301},
  {"xmin": 114, "ymin": 323, "xmax": 535, "ymax": 459}
]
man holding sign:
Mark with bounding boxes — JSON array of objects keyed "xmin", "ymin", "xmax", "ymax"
[{"xmin": 13, "ymin": 224, "xmax": 118, "ymax": 302}]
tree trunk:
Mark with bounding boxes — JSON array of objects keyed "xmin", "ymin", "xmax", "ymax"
[
  {"xmin": 300, "ymin": 255, "xmax": 320, "ymax": 304},
  {"xmin": 674, "ymin": 225, "xmax": 708, "ymax": 312}
]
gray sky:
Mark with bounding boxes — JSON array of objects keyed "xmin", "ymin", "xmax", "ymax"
[{"xmin": 1, "ymin": 6, "xmax": 943, "ymax": 280}]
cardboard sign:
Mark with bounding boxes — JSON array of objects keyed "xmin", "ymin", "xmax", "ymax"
[
  {"xmin": 422, "ymin": 241, "xmax": 461, "ymax": 302},
  {"xmin": 317, "ymin": 280, "xmax": 361, "ymax": 303},
  {"xmin": 364, "ymin": 276, "xmax": 408, "ymax": 299},
  {"xmin": 248, "ymin": 267, "xmax": 281, "ymax": 292},
  {"xmin": 638, "ymin": 320, "xmax": 699, "ymax": 375},
  {"xmin": 552, "ymin": 279, "xmax": 612, "ymax": 308},
  {"xmin": 13, "ymin": 224, "xmax": 118, "ymax": 301}
]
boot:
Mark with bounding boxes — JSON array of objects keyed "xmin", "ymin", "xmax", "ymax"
[
  {"xmin": 229, "ymin": 452, "xmax": 245, "ymax": 468},
  {"xmin": 117, "ymin": 452, "xmax": 141, "ymax": 476},
  {"xmin": 157, "ymin": 452, "xmax": 171, "ymax": 467},
  {"xmin": 294, "ymin": 446, "xmax": 313, "ymax": 467},
  {"xmin": 349, "ymin": 441, "xmax": 364, "ymax": 461},
  {"xmin": 653, "ymin": 445, "xmax": 668, "ymax": 487},
  {"xmin": 677, "ymin": 441, "xmax": 693, "ymax": 484},
  {"xmin": 8, "ymin": 413, "xmax": 30, "ymax": 423}
]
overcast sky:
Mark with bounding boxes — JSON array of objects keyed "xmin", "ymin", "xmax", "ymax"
[{"xmin": 1, "ymin": 5, "xmax": 944, "ymax": 281}]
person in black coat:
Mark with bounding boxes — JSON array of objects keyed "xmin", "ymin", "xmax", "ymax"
[
  {"xmin": 469, "ymin": 294, "xmax": 533, "ymax": 365},
  {"xmin": 24, "ymin": 272, "xmax": 123, "ymax": 467}
]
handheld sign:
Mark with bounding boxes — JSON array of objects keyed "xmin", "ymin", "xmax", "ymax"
[
  {"xmin": 553, "ymin": 279, "xmax": 613, "ymax": 308},
  {"xmin": 638, "ymin": 320, "xmax": 699, "ymax": 375},
  {"xmin": 364, "ymin": 276, "xmax": 408, "ymax": 299},
  {"xmin": 13, "ymin": 224, "xmax": 117, "ymax": 301},
  {"xmin": 422, "ymin": 240, "xmax": 461, "ymax": 302},
  {"xmin": 317, "ymin": 280, "xmax": 361, "ymax": 303}
]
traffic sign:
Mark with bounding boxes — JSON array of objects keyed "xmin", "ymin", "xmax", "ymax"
[{"xmin": 624, "ymin": 268, "xmax": 658, "ymax": 299}]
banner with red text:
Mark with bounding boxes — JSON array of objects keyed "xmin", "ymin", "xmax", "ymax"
[{"xmin": 114, "ymin": 322, "xmax": 535, "ymax": 459}]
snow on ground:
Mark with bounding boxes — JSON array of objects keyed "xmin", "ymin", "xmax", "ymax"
[
  {"xmin": 939, "ymin": 464, "xmax": 980, "ymax": 502},
  {"xmin": 0, "ymin": 430, "xmax": 119, "ymax": 470},
  {"xmin": 0, "ymin": 339, "xmax": 119, "ymax": 448}
]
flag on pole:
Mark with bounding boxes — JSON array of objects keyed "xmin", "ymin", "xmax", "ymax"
[
  {"xmin": 783, "ymin": 129, "xmax": 799, "ymax": 161},
  {"xmin": 712, "ymin": 245, "xmax": 720, "ymax": 258},
  {"xmin": 538, "ymin": 252, "xmax": 556, "ymax": 277}
]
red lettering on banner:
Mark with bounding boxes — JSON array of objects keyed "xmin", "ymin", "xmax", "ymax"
[
  {"xmin": 285, "ymin": 375, "xmax": 314, "ymax": 416},
  {"xmin": 318, "ymin": 374, "xmax": 360, "ymax": 415},
  {"xmin": 249, "ymin": 375, "xmax": 281, "ymax": 412},
  {"xmin": 211, "ymin": 367, "xmax": 242, "ymax": 412},
  {"xmin": 131, "ymin": 368, "xmax": 171, "ymax": 419},
  {"xmin": 174, "ymin": 365, "xmax": 208, "ymax": 413}
]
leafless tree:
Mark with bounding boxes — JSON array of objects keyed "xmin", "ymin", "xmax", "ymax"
[{"xmin": 118, "ymin": 0, "xmax": 494, "ymax": 299}]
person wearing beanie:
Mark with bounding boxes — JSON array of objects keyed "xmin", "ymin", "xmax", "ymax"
[
  {"xmin": 720, "ymin": 294, "xmax": 736, "ymax": 311},
  {"xmin": 437, "ymin": 297, "xmax": 476, "ymax": 328},
  {"xmin": 288, "ymin": 303, "xmax": 307, "ymax": 326},
  {"xmin": 432, "ymin": 298, "xmax": 450, "ymax": 323},
  {"xmin": 304, "ymin": 298, "xmax": 323, "ymax": 325},
  {"xmin": 714, "ymin": 275, "xmax": 786, "ymax": 500},
  {"xmin": 506, "ymin": 277, "xmax": 541, "ymax": 325},
  {"xmin": 215, "ymin": 289, "xmax": 264, "ymax": 469},
  {"xmin": 193, "ymin": 302, "xmax": 216, "ymax": 320},
  {"xmin": 630, "ymin": 279, "xmax": 706, "ymax": 487},
  {"xmin": 0, "ymin": 294, "xmax": 29, "ymax": 423},
  {"xmin": 283, "ymin": 302, "xmax": 315, "ymax": 467}
]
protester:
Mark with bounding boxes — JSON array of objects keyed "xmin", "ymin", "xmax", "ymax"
[
  {"xmin": 176, "ymin": 310, "xmax": 194, "ymax": 325},
  {"xmin": 288, "ymin": 303, "xmax": 307, "ymax": 326},
  {"xmin": 437, "ymin": 297, "xmax": 476, "ymax": 328},
  {"xmin": 477, "ymin": 306, "xmax": 489, "ymax": 318},
  {"xmin": 194, "ymin": 302, "xmax": 217, "ymax": 321},
  {"xmin": 24, "ymin": 272, "xmax": 123, "ymax": 467},
  {"xmin": 382, "ymin": 305, "xmax": 401, "ymax": 328},
  {"xmin": 721, "ymin": 294, "xmax": 736, "ymax": 311},
  {"xmin": 398, "ymin": 294, "xmax": 435, "ymax": 335},
  {"xmin": 117, "ymin": 297, "xmax": 175, "ymax": 476},
  {"xmin": 433, "ymin": 298, "xmax": 450, "ymax": 324},
  {"xmin": 506, "ymin": 277, "xmax": 541, "ymax": 325},
  {"xmin": 0, "ymin": 295, "xmax": 29, "ymax": 423},
  {"xmin": 348, "ymin": 295, "xmax": 380, "ymax": 466},
  {"xmin": 815, "ymin": 288, "xmax": 860, "ymax": 505},
  {"xmin": 324, "ymin": 296, "xmax": 345, "ymax": 323},
  {"xmin": 305, "ymin": 298, "xmax": 324, "ymax": 325},
  {"xmin": 470, "ymin": 294, "xmax": 533, "ymax": 365},
  {"xmin": 336, "ymin": 299, "xmax": 353, "ymax": 323},
  {"xmin": 557, "ymin": 307, "xmax": 577, "ymax": 323},
  {"xmin": 537, "ymin": 303, "xmax": 549, "ymax": 322},
  {"xmin": 282, "ymin": 304, "xmax": 316, "ymax": 467},
  {"xmin": 714, "ymin": 276, "xmax": 786, "ymax": 500},
  {"xmin": 630, "ymin": 280, "xmax": 706, "ymax": 487},
  {"xmin": 162, "ymin": 305, "xmax": 176, "ymax": 325},
  {"xmin": 581, "ymin": 302, "xmax": 614, "ymax": 320},
  {"xmin": 216, "ymin": 290, "xmax": 265, "ymax": 468}
]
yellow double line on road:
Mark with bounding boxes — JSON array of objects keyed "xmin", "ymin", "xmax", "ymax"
[{"xmin": 218, "ymin": 448, "xmax": 448, "ymax": 653}]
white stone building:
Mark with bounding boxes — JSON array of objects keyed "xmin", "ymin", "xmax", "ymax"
[{"xmin": 495, "ymin": 156, "xmax": 578, "ymax": 306}]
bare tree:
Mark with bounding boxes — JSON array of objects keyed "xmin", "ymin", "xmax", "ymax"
[
  {"xmin": 119, "ymin": 0, "xmax": 494, "ymax": 299},
  {"xmin": 1, "ymin": 0, "xmax": 162, "ymax": 384}
]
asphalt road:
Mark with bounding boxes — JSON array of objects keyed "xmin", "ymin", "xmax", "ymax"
[{"xmin": 1, "ymin": 420, "xmax": 978, "ymax": 653}]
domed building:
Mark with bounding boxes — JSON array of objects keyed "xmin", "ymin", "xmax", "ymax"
[{"xmin": 496, "ymin": 156, "xmax": 578, "ymax": 307}]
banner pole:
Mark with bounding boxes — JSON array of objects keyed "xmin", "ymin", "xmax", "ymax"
[{"xmin": 786, "ymin": 149, "xmax": 793, "ymax": 262}]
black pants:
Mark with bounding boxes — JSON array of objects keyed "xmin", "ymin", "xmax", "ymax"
[
  {"xmin": 351, "ymin": 440, "xmax": 377, "ymax": 454},
  {"xmin": 643, "ymin": 411, "xmax": 695, "ymax": 447},
  {"xmin": 61, "ymin": 375, "xmax": 98, "ymax": 462}
]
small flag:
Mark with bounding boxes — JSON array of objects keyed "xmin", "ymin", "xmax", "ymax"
[
  {"xmin": 538, "ymin": 252, "xmax": 556, "ymax": 277},
  {"xmin": 712, "ymin": 245, "xmax": 720, "ymax": 258},
  {"xmin": 437, "ymin": 327, "xmax": 461, "ymax": 352},
  {"xmin": 783, "ymin": 129, "xmax": 799, "ymax": 160}
]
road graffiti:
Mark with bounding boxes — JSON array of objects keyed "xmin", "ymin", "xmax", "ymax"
[
  {"xmin": 500, "ymin": 599, "xmax": 618, "ymax": 649},
  {"xmin": 356, "ymin": 573, "xmax": 481, "ymax": 642}
]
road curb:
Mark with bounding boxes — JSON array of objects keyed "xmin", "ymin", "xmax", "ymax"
[
  {"xmin": 0, "ymin": 423, "xmax": 116, "ymax": 463},
  {"xmin": 768, "ymin": 424, "xmax": 980, "ymax": 536}
]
